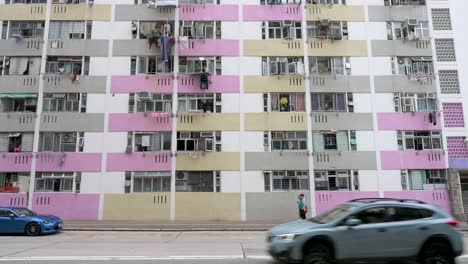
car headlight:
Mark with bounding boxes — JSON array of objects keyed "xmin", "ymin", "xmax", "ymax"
[{"xmin": 276, "ymin": 233, "xmax": 302, "ymax": 241}]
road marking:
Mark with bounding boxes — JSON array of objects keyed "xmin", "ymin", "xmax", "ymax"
[{"xmin": 0, "ymin": 255, "xmax": 272, "ymax": 261}]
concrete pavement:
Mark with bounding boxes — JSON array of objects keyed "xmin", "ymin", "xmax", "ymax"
[{"xmin": 2, "ymin": 231, "xmax": 468, "ymax": 263}]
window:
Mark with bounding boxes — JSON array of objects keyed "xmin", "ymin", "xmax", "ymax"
[
  {"xmin": 307, "ymin": 21, "xmax": 343, "ymax": 40},
  {"xmin": 384, "ymin": 0, "xmax": 425, "ymax": 5},
  {"xmin": 179, "ymin": 0, "xmax": 217, "ymax": 3},
  {"xmin": 435, "ymin": 39, "xmax": 456, "ymax": 62},
  {"xmin": 406, "ymin": 170, "xmax": 447, "ymax": 190},
  {"xmin": 262, "ymin": 21, "xmax": 302, "ymax": 39},
  {"xmin": 394, "ymin": 93, "xmax": 437, "ymax": 112},
  {"xmin": 9, "ymin": 0, "xmax": 47, "ymax": 3},
  {"xmin": 35, "ymin": 172, "xmax": 79, "ymax": 193},
  {"xmin": 310, "ymin": 57, "xmax": 344, "ymax": 75},
  {"xmin": 389, "ymin": 207, "xmax": 433, "ymax": 222},
  {"xmin": 265, "ymin": 171, "xmax": 310, "ymax": 191},
  {"xmin": 387, "ymin": 21, "xmax": 429, "ymax": 40},
  {"xmin": 392, "ymin": 57, "xmax": 433, "ymax": 76},
  {"xmin": 52, "ymin": 0, "xmax": 87, "ymax": 3},
  {"xmin": 46, "ymin": 57, "xmax": 83, "ymax": 75},
  {"xmin": 0, "ymin": 210, "xmax": 11, "ymax": 217},
  {"xmin": 351, "ymin": 207, "xmax": 389, "ymax": 224},
  {"xmin": 315, "ymin": 170, "xmax": 353, "ymax": 191},
  {"xmin": 307, "ymin": 0, "xmax": 344, "ymax": 4},
  {"xmin": 42, "ymin": 93, "xmax": 81, "ymax": 112},
  {"xmin": 179, "ymin": 57, "xmax": 215, "ymax": 75},
  {"xmin": 176, "ymin": 132, "xmax": 218, "ymax": 152},
  {"xmin": 178, "ymin": 94, "xmax": 215, "ymax": 113},
  {"xmin": 132, "ymin": 172, "xmax": 171, "ymax": 192},
  {"xmin": 134, "ymin": 132, "xmax": 171, "ymax": 152},
  {"xmin": 270, "ymin": 93, "xmax": 305, "ymax": 112},
  {"xmin": 9, "ymin": 21, "xmax": 44, "ymax": 39},
  {"xmin": 137, "ymin": 56, "xmax": 172, "ymax": 74},
  {"xmin": 271, "ymin": 131, "xmax": 307, "ymax": 151},
  {"xmin": 431, "ymin": 9, "xmax": 452, "ymax": 31},
  {"xmin": 2, "ymin": 57, "xmax": 42, "ymax": 75},
  {"xmin": 261, "ymin": 0, "xmax": 301, "ymax": 4},
  {"xmin": 0, "ymin": 173, "xmax": 29, "ymax": 193},
  {"xmin": 399, "ymin": 131, "xmax": 442, "ymax": 150},
  {"xmin": 175, "ymin": 171, "xmax": 214, "ymax": 192},
  {"xmin": 311, "ymin": 93, "xmax": 347, "ymax": 112},
  {"xmin": 136, "ymin": 93, "xmax": 172, "ymax": 112},
  {"xmin": 139, "ymin": 21, "xmax": 175, "ymax": 39},
  {"xmin": 0, "ymin": 132, "xmax": 34, "ymax": 152},
  {"xmin": 39, "ymin": 132, "xmax": 80, "ymax": 152},
  {"xmin": 49, "ymin": 21, "xmax": 85, "ymax": 39},
  {"xmin": 262, "ymin": 57, "xmax": 305, "ymax": 76},
  {"xmin": 322, "ymin": 133, "xmax": 337, "ymax": 150},
  {"xmin": 179, "ymin": 21, "xmax": 217, "ymax": 39},
  {"xmin": 0, "ymin": 96, "xmax": 37, "ymax": 112}
]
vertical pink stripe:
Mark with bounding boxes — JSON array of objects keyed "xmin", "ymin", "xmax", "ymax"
[
  {"xmin": 35, "ymin": 153, "xmax": 102, "ymax": 172},
  {"xmin": 380, "ymin": 151, "xmax": 446, "ymax": 170},
  {"xmin": 377, "ymin": 112, "xmax": 441, "ymax": 130}
]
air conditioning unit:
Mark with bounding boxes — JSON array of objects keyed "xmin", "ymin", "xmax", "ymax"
[
  {"xmin": 176, "ymin": 171, "xmax": 188, "ymax": 180},
  {"xmin": 320, "ymin": 19, "xmax": 330, "ymax": 27},
  {"xmin": 283, "ymin": 20, "xmax": 293, "ymax": 27},
  {"xmin": 138, "ymin": 92, "xmax": 151, "ymax": 100},
  {"xmin": 200, "ymin": 132, "xmax": 213, "ymax": 137},
  {"xmin": 274, "ymin": 132, "xmax": 285, "ymax": 139},
  {"xmin": 406, "ymin": 18, "xmax": 418, "ymax": 27},
  {"xmin": 53, "ymin": 93, "xmax": 66, "ymax": 99},
  {"xmin": 180, "ymin": 132, "xmax": 191, "ymax": 139}
]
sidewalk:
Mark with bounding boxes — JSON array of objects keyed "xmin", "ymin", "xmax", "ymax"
[
  {"xmin": 63, "ymin": 220, "xmax": 284, "ymax": 232},
  {"xmin": 63, "ymin": 220, "xmax": 468, "ymax": 232}
]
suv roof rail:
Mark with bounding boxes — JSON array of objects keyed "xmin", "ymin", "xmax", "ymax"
[{"xmin": 349, "ymin": 198, "xmax": 426, "ymax": 204}]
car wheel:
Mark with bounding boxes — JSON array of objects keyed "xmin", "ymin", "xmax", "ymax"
[
  {"xmin": 303, "ymin": 244, "xmax": 333, "ymax": 264},
  {"xmin": 25, "ymin": 222, "xmax": 41, "ymax": 236},
  {"xmin": 419, "ymin": 241, "xmax": 455, "ymax": 264}
]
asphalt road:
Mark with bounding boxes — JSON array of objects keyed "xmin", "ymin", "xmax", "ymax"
[{"xmin": 1, "ymin": 231, "xmax": 468, "ymax": 263}]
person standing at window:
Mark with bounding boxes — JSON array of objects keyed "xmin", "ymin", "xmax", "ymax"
[{"xmin": 297, "ymin": 194, "xmax": 308, "ymax": 220}]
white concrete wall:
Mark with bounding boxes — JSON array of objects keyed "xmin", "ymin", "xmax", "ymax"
[
  {"xmin": 245, "ymin": 171, "xmax": 265, "ymax": 192},
  {"xmin": 243, "ymin": 132, "xmax": 264, "ymax": 152},
  {"xmin": 353, "ymin": 93, "xmax": 372, "ymax": 113},
  {"xmin": 358, "ymin": 170, "xmax": 379, "ymax": 191},
  {"xmin": 375, "ymin": 131, "xmax": 399, "ymax": 151},
  {"xmin": 221, "ymin": 131, "xmax": 240, "ymax": 152},
  {"xmin": 374, "ymin": 94, "xmax": 394, "ymax": 112},
  {"xmin": 356, "ymin": 131, "xmax": 375, "ymax": 151},
  {"xmin": 84, "ymin": 132, "xmax": 104, "ymax": 153},
  {"xmin": 221, "ymin": 94, "xmax": 240, "ymax": 113},
  {"xmin": 380, "ymin": 170, "xmax": 403, "ymax": 191},
  {"xmin": 243, "ymin": 94, "xmax": 263, "ymax": 113},
  {"xmin": 80, "ymin": 172, "xmax": 101, "ymax": 194},
  {"xmin": 221, "ymin": 171, "xmax": 241, "ymax": 192},
  {"xmin": 105, "ymin": 133, "xmax": 128, "ymax": 152}
]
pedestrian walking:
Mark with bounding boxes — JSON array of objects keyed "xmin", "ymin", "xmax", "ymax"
[{"xmin": 297, "ymin": 194, "xmax": 308, "ymax": 220}]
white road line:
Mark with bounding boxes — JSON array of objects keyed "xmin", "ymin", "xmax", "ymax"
[{"xmin": 0, "ymin": 255, "xmax": 271, "ymax": 261}]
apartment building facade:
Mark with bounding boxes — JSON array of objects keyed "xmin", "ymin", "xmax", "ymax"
[{"xmin": 0, "ymin": 0, "xmax": 467, "ymax": 222}]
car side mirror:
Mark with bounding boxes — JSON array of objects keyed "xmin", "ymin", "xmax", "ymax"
[
  {"xmin": 345, "ymin": 218, "xmax": 362, "ymax": 227},
  {"xmin": 8, "ymin": 213, "xmax": 16, "ymax": 219}
]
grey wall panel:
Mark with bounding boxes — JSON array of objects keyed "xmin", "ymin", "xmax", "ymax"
[
  {"xmin": 0, "ymin": 39, "xmax": 42, "ymax": 56},
  {"xmin": 113, "ymin": 40, "xmax": 174, "ymax": 56},
  {"xmin": 374, "ymin": 75, "xmax": 437, "ymax": 93},
  {"xmin": 115, "ymin": 5, "xmax": 175, "ymax": 21},
  {"xmin": 310, "ymin": 75, "xmax": 371, "ymax": 93},
  {"xmin": 0, "ymin": 76, "xmax": 39, "ymax": 93},
  {"xmin": 371, "ymin": 40, "xmax": 432, "ymax": 57},
  {"xmin": 40, "ymin": 113, "xmax": 104, "ymax": 132},
  {"xmin": 0, "ymin": 113, "xmax": 36, "ymax": 132},
  {"xmin": 313, "ymin": 151, "xmax": 377, "ymax": 170},
  {"xmin": 245, "ymin": 152, "xmax": 309, "ymax": 171},
  {"xmin": 368, "ymin": 6, "xmax": 428, "ymax": 22},
  {"xmin": 47, "ymin": 40, "xmax": 109, "ymax": 57},
  {"xmin": 43, "ymin": 75, "xmax": 106, "ymax": 94},
  {"xmin": 311, "ymin": 113, "xmax": 373, "ymax": 131},
  {"xmin": 246, "ymin": 192, "xmax": 311, "ymax": 221}
]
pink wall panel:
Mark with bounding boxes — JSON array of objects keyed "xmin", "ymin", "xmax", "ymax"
[
  {"xmin": 0, "ymin": 193, "xmax": 28, "ymax": 207},
  {"xmin": 35, "ymin": 153, "xmax": 102, "ymax": 172},
  {"xmin": 447, "ymin": 137, "xmax": 468, "ymax": 158},
  {"xmin": 32, "ymin": 193, "xmax": 99, "ymax": 220},
  {"xmin": 0, "ymin": 153, "xmax": 32, "ymax": 172},
  {"xmin": 380, "ymin": 150, "xmax": 446, "ymax": 170},
  {"xmin": 178, "ymin": 75, "xmax": 240, "ymax": 93},
  {"xmin": 377, "ymin": 113, "xmax": 441, "ymax": 130},
  {"xmin": 384, "ymin": 190, "xmax": 451, "ymax": 214},
  {"xmin": 243, "ymin": 5, "xmax": 302, "ymax": 21},
  {"xmin": 111, "ymin": 75, "xmax": 173, "ymax": 94},
  {"xmin": 443, "ymin": 103, "xmax": 465, "ymax": 128},
  {"xmin": 179, "ymin": 4, "xmax": 239, "ymax": 21},
  {"xmin": 108, "ymin": 113, "xmax": 172, "ymax": 132},
  {"xmin": 107, "ymin": 152, "xmax": 172, "ymax": 172},
  {"xmin": 315, "ymin": 191, "xmax": 379, "ymax": 215},
  {"xmin": 179, "ymin": 39, "xmax": 239, "ymax": 56}
]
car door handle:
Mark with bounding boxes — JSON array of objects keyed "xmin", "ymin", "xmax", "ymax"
[
  {"xmin": 420, "ymin": 226, "xmax": 429, "ymax": 231},
  {"xmin": 377, "ymin": 228, "xmax": 387, "ymax": 233}
]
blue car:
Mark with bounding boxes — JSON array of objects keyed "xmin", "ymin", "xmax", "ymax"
[{"xmin": 0, "ymin": 207, "xmax": 63, "ymax": 236}]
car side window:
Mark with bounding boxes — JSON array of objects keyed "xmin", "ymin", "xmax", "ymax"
[
  {"xmin": 391, "ymin": 207, "xmax": 434, "ymax": 222},
  {"xmin": 0, "ymin": 210, "xmax": 11, "ymax": 217},
  {"xmin": 347, "ymin": 207, "xmax": 389, "ymax": 225}
]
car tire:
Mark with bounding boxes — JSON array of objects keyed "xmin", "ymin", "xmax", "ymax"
[
  {"xmin": 303, "ymin": 244, "xmax": 333, "ymax": 264},
  {"xmin": 419, "ymin": 241, "xmax": 455, "ymax": 264},
  {"xmin": 25, "ymin": 222, "xmax": 41, "ymax": 236}
]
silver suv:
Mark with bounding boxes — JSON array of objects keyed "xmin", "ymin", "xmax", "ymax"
[{"xmin": 268, "ymin": 198, "xmax": 463, "ymax": 264}]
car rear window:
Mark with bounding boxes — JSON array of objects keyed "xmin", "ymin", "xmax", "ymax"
[{"xmin": 388, "ymin": 207, "xmax": 434, "ymax": 222}]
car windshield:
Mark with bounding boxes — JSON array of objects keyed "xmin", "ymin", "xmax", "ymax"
[
  {"xmin": 310, "ymin": 204, "xmax": 357, "ymax": 224},
  {"xmin": 13, "ymin": 208, "xmax": 36, "ymax": 217}
]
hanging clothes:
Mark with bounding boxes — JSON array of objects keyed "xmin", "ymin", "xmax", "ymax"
[
  {"xmin": 432, "ymin": 111, "xmax": 437, "ymax": 126},
  {"xmin": 160, "ymin": 35, "xmax": 172, "ymax": 62},
  {"xmin": 179, "ymin": 36, "xmax": 189, "ymax": 49}
]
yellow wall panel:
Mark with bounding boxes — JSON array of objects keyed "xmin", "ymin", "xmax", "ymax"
[
  {"xmin": 50, "ymin": 4, "xmax": 111, "ymax": 21},
  {"xmin": 308, "ymin": 40, "xmax": 368, "ymax": 57},
  {"xmin": 103, "ymin": 193, "xmax": 170, "ymax": 221},
  {"xmin": 175, "ymin": 193, "xmax": 241, "ymax": 221},
  {"xmin": 0, "ymin": 4, "xmax": 46, "ymax": 20},
  {"xmin": 244, "ymin": 40, "xmax": 304, "ymax": 57},
  {"xmin": 244, "ymin": 76, "xmax": 306, "ymax": 93},
  {"xmin": 306, "ymin": 5, "xmax": 365, "ymax": 22},
  {"xmin": 176, "ymin": 152, "xmax": 240, "ymax": 171},
  {"xmin": 245, "ymin": 112, "xmax": 308, "ymax": 131},
  {"xmin": 177, "ymin": 113, "xmax": 239, "ymax": 131}
]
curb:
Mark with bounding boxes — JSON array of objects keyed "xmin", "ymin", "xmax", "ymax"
[{"xmin": 63, "ymin": 228, "xmax": 271, "ymax": 232}]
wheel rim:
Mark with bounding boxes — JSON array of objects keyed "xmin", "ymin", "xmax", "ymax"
[
  {"xmin": 28, "ymin": 224, "xmax": 39, "ymax": 235},
  {"xmin": 423, "ymin": 243, "xmax": 451, "ymax": 264}
]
